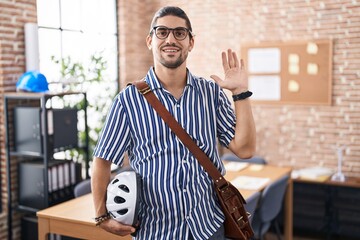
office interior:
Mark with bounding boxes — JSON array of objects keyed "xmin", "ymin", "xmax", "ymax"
[{"xmin": 0, "ymin": 0, "xmax": 359, "ymax": 239}]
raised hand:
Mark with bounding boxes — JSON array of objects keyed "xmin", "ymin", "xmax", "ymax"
[{"xmin": 210, "ymin": 49, "xmax": 249, "ymax": 95}]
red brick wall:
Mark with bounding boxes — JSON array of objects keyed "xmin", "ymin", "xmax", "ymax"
[
  {"xmin": 0, "ymin": 0, "xmax": 359, "ymax": 238},
  {"xmin": 118, "ymin": 0, "xmax": 360, "ymax": 177},
  {"xmin": 0, "ymin": 0, "xmax": 37, "ymax": 238}
]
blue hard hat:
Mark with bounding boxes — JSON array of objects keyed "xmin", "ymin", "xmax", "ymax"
[{"xmin": 16, "ymin": 71, "xmax": 49, "ymax": 92}]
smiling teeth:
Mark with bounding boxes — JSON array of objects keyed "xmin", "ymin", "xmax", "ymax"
[{"xmin": 164, "ymin": 50, "xmax": 177, "ymax": 52}]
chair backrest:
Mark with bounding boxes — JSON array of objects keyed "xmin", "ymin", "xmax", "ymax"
[
  {"xmin": 257, "ymin": 174, "xmax": 289, "ymax": 222},
  {"xmin": 74, "ymin": 178, "xmax": 92, "ymax": 198},
  {"xmin": 221, "ymin": 153, "xmax": 267, "ymax": 165},
  {"xmin": 245, "ymin": 191, "xmax": 261, "ymax": 224}
]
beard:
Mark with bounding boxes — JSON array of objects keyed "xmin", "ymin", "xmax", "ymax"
[
  {"xmin": 159, "ymin": 55, "xmax": 185, "ymax": 68},
  {"xmin": 158, "ymin": 44, "xmax": 188, "ymax": 69}
]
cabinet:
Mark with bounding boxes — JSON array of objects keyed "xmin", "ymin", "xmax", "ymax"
[
  {"xmin": 291, "ymin": 178, "xmax": 360, "ymax": 240},
  {"xmin": 4, "ymin": 92, "xmax": 90, "ymax": 240}
]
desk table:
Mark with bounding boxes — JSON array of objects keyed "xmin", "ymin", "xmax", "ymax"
[
  {"xmin": 37, "ymin": 164, "xmax": 292, "ymax": 240},
  {"xmin": 225, "ymin": 164, "xmax": 293, "ymax": 240},
  {"xmin": 37, "ymin": 194, "xmax": 131, "ymax": 240}
]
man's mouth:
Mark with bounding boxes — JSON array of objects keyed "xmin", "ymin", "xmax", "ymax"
[
  {"xmin": 164, "ymin": 49, "xmax": 178, "ymax": 52},
  {"xmin": 162, "ymin": 47, "xmax": 180, "ymax": 53}
]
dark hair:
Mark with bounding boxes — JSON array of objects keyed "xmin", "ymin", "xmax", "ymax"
[{"xmin": 150, "ymin": 6, "xmax": 193, "ymax": 36}]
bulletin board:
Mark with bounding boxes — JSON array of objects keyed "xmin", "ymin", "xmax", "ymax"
[{"xmin": 241, "ymin": 39, "xmax": 333, "ymax": 105}]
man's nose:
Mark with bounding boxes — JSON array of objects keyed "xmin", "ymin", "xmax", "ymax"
[{"xmin": 165, "ymin": 30, "xmax": 177, "ymax": 43}]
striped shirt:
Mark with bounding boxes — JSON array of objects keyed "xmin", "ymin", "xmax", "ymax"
[{"xmin": 93, "ymin": 67, "xmax": 236, "ymax": 240}]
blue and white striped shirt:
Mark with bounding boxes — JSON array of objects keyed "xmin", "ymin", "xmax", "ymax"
[{"xmin": 94, "ymin": 67, "xmax": 236, "ymax": 240}]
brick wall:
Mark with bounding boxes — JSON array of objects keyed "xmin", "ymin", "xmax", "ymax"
[
  {"xmin": 0, "ymin": 0, "xmax": 359, "ymax": 238},
  {"xmin": 0, "ymin": 0, "xmax": 37, "ymax": 238},
  {"xmin": 118, "ymin": 0, "xmax": 360, "ymax": 177}
]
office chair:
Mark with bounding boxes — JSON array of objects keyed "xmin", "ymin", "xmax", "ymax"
[
  {"xmin": 221, "ymin": 153, "xmax": 267, "ymax": 165},
  {"xmin": 73, "ymin": 178, "xmax": 92, "ymax": 198},
  {"xmin": 251, "ymin": 174, "xmax": 289, "ymax": 240},
  {"xmin": 245, "ymin": 191, "xmax": 261, "ymax": 225}
]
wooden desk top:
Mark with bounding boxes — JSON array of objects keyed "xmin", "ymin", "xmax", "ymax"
[
  {"xmin": 37, "ymin": 194, "xmax": 96, "ymax": 224},
  {"xmin": 38, "ymin": 164, "xmax": 292, "ymax": 222},
  {"xmin": 37, "ymin": 164, "xmax": 292, "ymax": 239},
  {"xmin": 225, "ymin": 164, "xmax": 292, "ymax": 198}
]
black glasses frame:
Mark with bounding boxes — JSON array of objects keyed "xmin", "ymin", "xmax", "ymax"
[{"xmin": 151, "ymin": 26, "xmax": 193, "ymax": 40}]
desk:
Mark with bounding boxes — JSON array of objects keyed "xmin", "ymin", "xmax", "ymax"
[
  {"xmin": 225, "ymin": 164, "xmax": 293, "ymax": 240},
  {"xmin": 37, "ymin": 164, "xmax": 292, "ymax": 240},
  {"xmin": 37, "ymin": 194, "xmax": 131, "ymax": 240}
]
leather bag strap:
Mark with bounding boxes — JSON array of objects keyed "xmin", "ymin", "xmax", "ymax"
[{"xmin": 134, "ymin": 80, "xmax": 228, "ymax": 189}]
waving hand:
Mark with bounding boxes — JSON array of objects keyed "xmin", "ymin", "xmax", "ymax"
[{"xmin": 210, "ymin": 49, "xmax": 249, "ymax": 95}]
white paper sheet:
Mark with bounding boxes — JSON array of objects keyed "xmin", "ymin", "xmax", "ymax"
[
  {"xmin": 224, "ymin": 162, "xmax": 249, "ymax": 172},
  {"xmin": 249, "ymin": 75, "xmax": 281, "ymax": 100},
  {"xmin": 248, "ymin": 48, "xmax": 281, "ymax": 73},
  {"xmin": 231, "ymin": 176, "xmax": 270, "ymax": 190}
]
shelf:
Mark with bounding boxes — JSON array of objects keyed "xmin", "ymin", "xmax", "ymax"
[
  {"xmin": 4, "ymin": 92, "xmax": 89, "ymax": 240},
  {"xmin": 290, "ymin": 180, "xmax": 360, "ymax": 239}
]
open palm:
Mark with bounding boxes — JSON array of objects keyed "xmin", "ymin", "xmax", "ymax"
[{"xmin": 211, "ymin": 49, "xmax": 249, "ymax": 94}]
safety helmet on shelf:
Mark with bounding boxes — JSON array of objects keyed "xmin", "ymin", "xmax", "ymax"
[
  {"xmin": 16, "ymin": 70, "xmax": 49, "ymax": 92},
  {"xmin": 106, "ymin": 169, "xmax": 142, "ymax": 226}
]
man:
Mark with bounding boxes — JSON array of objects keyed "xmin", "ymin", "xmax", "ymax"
[{"xmin": 91, "ymin": 6, "xmax": 256, "ymax": 240}]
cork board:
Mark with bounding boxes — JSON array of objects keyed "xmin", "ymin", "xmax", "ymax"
[{"xmin": 241, "ymin": 39, "xmax": 332, "ymax": 105}]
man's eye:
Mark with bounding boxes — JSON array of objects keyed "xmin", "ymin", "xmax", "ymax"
[
  {"xmin": 175, "ymin": 30, "xmax": 186, "ymax": 37},
  {"xmin": 157, "ymin": 28, "xmax": 168, "ymax": 36}
]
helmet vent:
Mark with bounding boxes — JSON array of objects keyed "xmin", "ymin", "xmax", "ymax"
[
  {"xmin": 119, "ymin": 184, "xmax": 130, "ymax": 193},
  {"xmin": 114, "ymin": 196, "xmax": 126, "ymax": 204},
  {"xmin": 112, "ymin": 179, "xmax": 119, "ymax": 184},
  {"xmin": 117, "ymin": 209, "xmax": 129, "ymax": 215}
]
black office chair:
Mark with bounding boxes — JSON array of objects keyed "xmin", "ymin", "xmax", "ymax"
[
  {"xmin": 221, "ymin": 153, "xmax": 267, "ymax": 165},
  {"xmin": 73, "ymin": 178, "xmax": 92, "ymax": 198},
  {"xmin": 251, "ymin": 174, "xmax": 289, "ymax": 240}
]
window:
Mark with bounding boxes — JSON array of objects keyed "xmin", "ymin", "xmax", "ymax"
[
  {"xmin": 36, "ymin": 0, "xmax": 119, "ymax": 156},
  {"xmin": 37, "ymin": 0, "xmax": 118, "ymax": 87}
]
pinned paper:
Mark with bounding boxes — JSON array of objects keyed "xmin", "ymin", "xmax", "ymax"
[
  {"xmin": 289, "ymin": 64, "xmax": 299, "ymax": 75},
  {"xmin": 288, "ymin": 54, "xmax": 300, "ymax": 74},
  {"xmin": 288, "ymin": 80, "xmax": 300, "ymax": 92},
  {"xmin": 307, "ymin": 63, "xmax": 318, "ymax": 75},
  {"xmin": 288, "ymin": 54, "xmax": 299, "ymax": 64},
  {"xmin": 307, "ymin": 42, "xmax": 318, "ymax": 55}
]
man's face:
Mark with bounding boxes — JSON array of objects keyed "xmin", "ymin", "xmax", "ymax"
[{"xmin": 147, "ymin": 15, "xmax": 194, "ymax": 69}]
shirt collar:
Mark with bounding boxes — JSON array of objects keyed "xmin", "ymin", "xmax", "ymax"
[{"xmin": 145, "ymin": 67, "xmax": 196, "ymax": 91}]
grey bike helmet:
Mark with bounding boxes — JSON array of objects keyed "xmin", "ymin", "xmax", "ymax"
[{"xmin": 106, "ymin": 169, "xmax": 142, "ymax": 226}]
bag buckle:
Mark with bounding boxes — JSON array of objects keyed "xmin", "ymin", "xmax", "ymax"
[
  {"xmin": 237, "ymin": 215, "xmax": 246, "ymax": 228},
  {"xmin": 216, "ymin": 177, "xmax": 229, "ymax": 192}
]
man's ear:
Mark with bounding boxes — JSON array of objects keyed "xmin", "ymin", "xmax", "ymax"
[
  {"xmin": 146, "ymin": 35, "xmax": 152, "ymax": 50},
  {"xmin": 188, "ymin": 37, "xmax": 195, "ymax": 52}
]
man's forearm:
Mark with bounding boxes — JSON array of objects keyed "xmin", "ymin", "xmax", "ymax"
[
  {"xmin": 91, "ymin": 157, "xmax": 112, "ymax": 217},
  {"xmin": 229, "ymin": 98, "xmax": 256, "ymax": 158}
]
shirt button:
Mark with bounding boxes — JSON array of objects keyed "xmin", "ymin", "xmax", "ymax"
[
  {"xmin": 176, "ymin": 104, "xmax": 180, "ymax": 107},
  {"xmin": 183, "ymin": 189, "xmax": 187, "ymax": 192}
]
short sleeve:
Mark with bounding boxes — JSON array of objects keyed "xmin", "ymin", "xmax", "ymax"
[
  {"xmin": 93, "ymin": 95, "xmax": 131, "ymax": 165},
  {"xmin": 216, "ymin": 88, "xmax": 236, "ymax": 148}
]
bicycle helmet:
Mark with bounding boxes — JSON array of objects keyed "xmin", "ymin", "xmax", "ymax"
[
  {"xmin": 16, "ymin": 70, "xmax": 49, "ymax": 92},
  {"xmin": 106, "ymin": 169, "xmax": 142, "ymax": 226}
]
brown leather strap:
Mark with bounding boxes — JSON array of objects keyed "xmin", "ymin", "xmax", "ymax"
[{"xmin": 134, "ymin": 80, "xmax": 228, "ymax": 189}]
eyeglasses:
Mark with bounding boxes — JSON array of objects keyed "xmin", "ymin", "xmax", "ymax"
[{"xmin": 151, "ymin": 26, "xmax": 193, "ymax": 40}]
